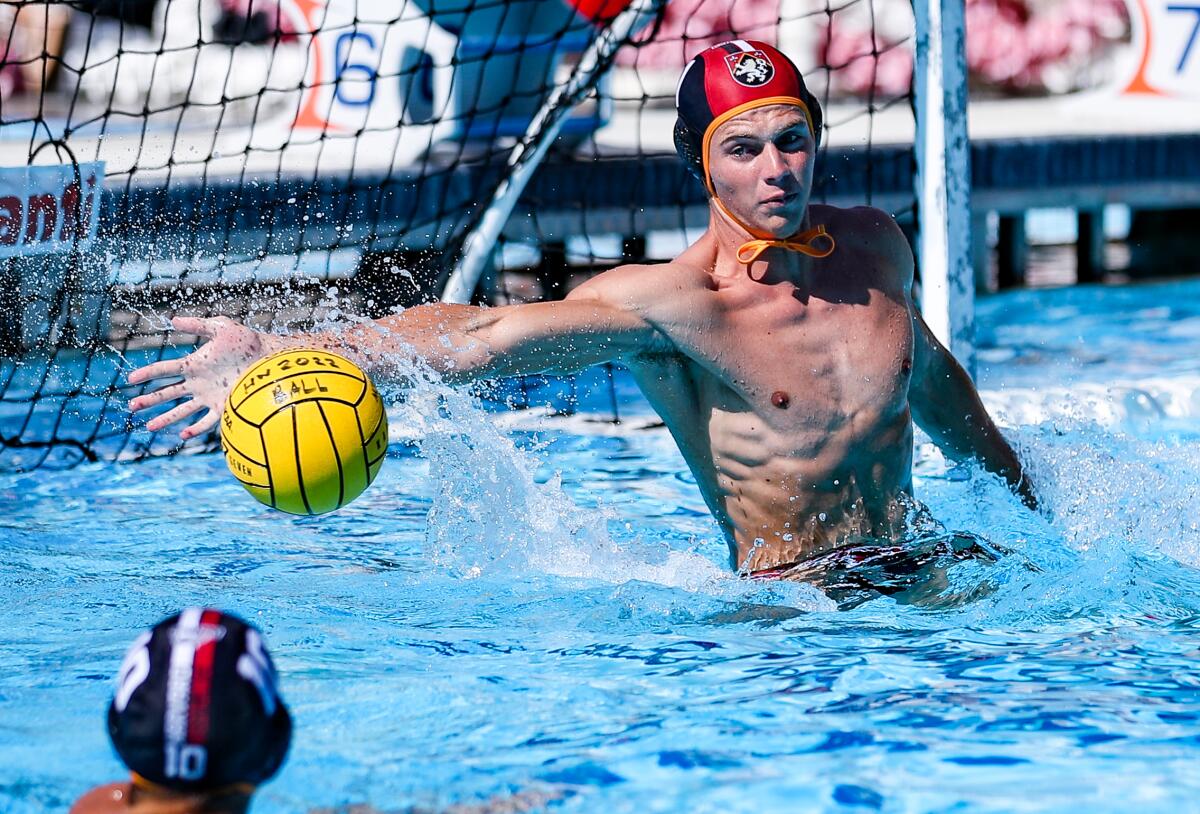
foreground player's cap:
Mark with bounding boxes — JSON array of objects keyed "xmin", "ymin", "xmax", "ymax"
[
  {"xmin": 107, "ymin": 608, "xmax": 292, "ymax": 793},
  {"xmin": 674, "ymin": 40, "xmax": 823, "ymax": 195}
]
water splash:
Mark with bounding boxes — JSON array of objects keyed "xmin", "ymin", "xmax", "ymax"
[
  {"xmin": 910, "ymin": 418, "xmax": 1200, "ymax": 627},
  {"xmin": 1017, "ymin": 422, "xmax": 1200, "ymax": 564},
  {"xmin": 349, "ymin": 321, "xmax": 835, "ymax": 613},
  {"xmin": 303, "ymin": 310, "xmax": 1200, "ymax": 625}
]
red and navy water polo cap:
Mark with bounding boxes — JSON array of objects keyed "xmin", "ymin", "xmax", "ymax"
[
  {"xmin": 674, "ymin": 40, "xmax": 823, "ymax": 196},
  {"xmin": 107, "ymin": 608, "xmax": 292, "ymax": 794}
]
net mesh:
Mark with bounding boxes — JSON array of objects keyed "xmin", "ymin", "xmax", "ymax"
[{"xmin": 0, "ymin": 0, "xmax": 916, "ymax": 470}]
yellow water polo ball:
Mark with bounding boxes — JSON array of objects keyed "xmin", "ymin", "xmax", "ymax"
[{"xmin": 221, "ymin": 348, "xmax": 388, "ymax": 515}]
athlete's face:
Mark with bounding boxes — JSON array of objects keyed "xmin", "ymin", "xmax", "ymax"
[{"xmin": 707, "ymin": 105, "xmax": 815, "ymax": 238}]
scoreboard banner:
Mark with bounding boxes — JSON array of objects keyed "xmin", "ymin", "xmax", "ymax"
[
  {"xmin": 0, "ymin": 162, "xmax": 103, "ymax": 260},
  {"xmin": 1124, "ymin": 0, "xmax": 1200, "ymax": 98}
]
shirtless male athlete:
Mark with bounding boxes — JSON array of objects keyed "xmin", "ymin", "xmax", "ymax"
[{"xmin": 128, "ymin": 40, "xmax": 1034, "ymax": 594}]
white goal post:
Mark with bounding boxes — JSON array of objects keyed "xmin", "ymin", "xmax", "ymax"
[{"xmin": 913, "ymin": 0, "xmax": 975, "ymax": 376}]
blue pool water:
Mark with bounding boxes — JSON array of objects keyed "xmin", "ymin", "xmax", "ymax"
[{"xmin": 3, "ymin": 279, "xmax": 1200, "ymax": 812}]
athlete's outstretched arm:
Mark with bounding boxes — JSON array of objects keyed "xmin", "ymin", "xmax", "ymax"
[
  {"xmin": 907, "ymin": 307, "xmax": 1037, "ymax": 508},
  {"xmin": 865, "ymin": 209, "xmax": 1036, "ymax": 509},
  {"xmin": 127, "ymin": 280, "xmax": 660, "ymax": 440}
]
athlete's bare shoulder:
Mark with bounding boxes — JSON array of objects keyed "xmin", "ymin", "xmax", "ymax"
[
  {"xmin": 569, "ymin": 253, "xmax": 717, "ymax": 316},
  {"xmin": 567, "ymin": 253, "xmax": 718, "ymax": 358},
  {"xmin": 811, "ymin": 203, "xmax": 914, "ymax": 289},
  {"xmin": 810, "ymin": 203, "xmax": 907, "ymax": 249},
  {"xmin": 570, "ymin": 258, "xmax": 713, "ymax": 302},
  {"xmin": 69, "ymin": 783, "xmax": 131, "ymax": 813}
]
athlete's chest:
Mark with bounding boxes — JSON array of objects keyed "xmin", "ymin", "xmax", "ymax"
[{"xmin": 676, "ymin": 281, "xmax": 915, "ymax": 419}]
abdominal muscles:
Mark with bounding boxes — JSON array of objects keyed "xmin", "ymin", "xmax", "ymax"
[{"xmin": 707, "ymin": 401, "xmax": 915, "ymax": 572}]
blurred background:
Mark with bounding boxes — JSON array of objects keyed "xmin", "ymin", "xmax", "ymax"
[
  {"xmin": 0, "ymin": 0, "xmax": 1198, "ymax": 467},
  {"xmin": 1, "ymin": 0, "xmax": 1194, "ymax": 294}
]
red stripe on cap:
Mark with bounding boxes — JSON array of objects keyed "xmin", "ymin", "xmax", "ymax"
[
  {"xmin": 562, "ymin": 0, "xmax": 632, "ymax": 23},
  {"xmin": 700, "ymin": 42, "xmax": 804, "ymax": 121},
  {"xmin": 186, "ymin": 609, "xmax": 222, "ymax": 745}
]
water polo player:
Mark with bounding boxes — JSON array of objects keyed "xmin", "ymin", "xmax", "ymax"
[
  {"xmin": 71, "ymin": 609, "xmax": 291, "ymax": 814},
  {"xmin": 128, "ymin": 40, "xmax": 1035, "ymax": 597}
]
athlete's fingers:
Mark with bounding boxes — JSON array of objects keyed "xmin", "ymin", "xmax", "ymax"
[
  {"xmin": 144, "ymin": 398, "xmax": 205, "ymax": 432},
  {"xmin": 171, "ymin": 315, "xmax": 230, "ymax": 338},
  {"xmin": 127, "ymin": 358, "xmax": 185, "ymax": 385},
  {"xmin": 128, "ymin": 383, "xmax": 189, "ymax": 412},
  {"xmin": 180, "ymin": 410, "xmax": 218, "ymax": 441}
]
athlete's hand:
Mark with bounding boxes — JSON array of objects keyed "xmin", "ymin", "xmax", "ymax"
[{"xmin": 127, "ymin": 316, "xmax": 275, "ymax": 440}]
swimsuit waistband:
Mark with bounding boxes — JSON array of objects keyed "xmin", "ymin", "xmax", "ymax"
[
  {"xmin": 746, "ymin": 543, "xmax": 897, "ymax": 580},
  {"xmin": 747, "ymin": 563, "xmax": 796, "ymax": 581}
]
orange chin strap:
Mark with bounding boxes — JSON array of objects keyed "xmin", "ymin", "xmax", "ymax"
[
  {"xmin": 130, "ymin": 772, "xmax": 256, "ymax": 799},
  {"xmin": 699, "ymin": 98, "xmax": 836, "ymax": 266},
  {"xmin": 735, "ymin": 224, "xmax": 836, "ymax": 265},
  {"xmin": 710, "ymin": 191, "xmax": 837, "ymax": 266}
]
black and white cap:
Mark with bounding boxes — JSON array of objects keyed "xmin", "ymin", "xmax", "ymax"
[{"xmin": 107, "ymin": 608, "xmax": 292, "ymax": 792}]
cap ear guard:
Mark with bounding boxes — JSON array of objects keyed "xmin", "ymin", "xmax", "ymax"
[
  {"xmin": 246, "ymin": 703, "xmax": 292, "ymax": 786},
  {"xmin": 804, "ymin": 85, "xmax": 824, "ymax": 148},
  {"xmin": 673, "ymin": 117, "xmax": 705, "ymax": 183}
]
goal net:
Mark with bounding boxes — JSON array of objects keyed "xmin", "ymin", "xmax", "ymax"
[{"xmin": 0, "ymin": 0, "xmax": 917, "ymax": 470}]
